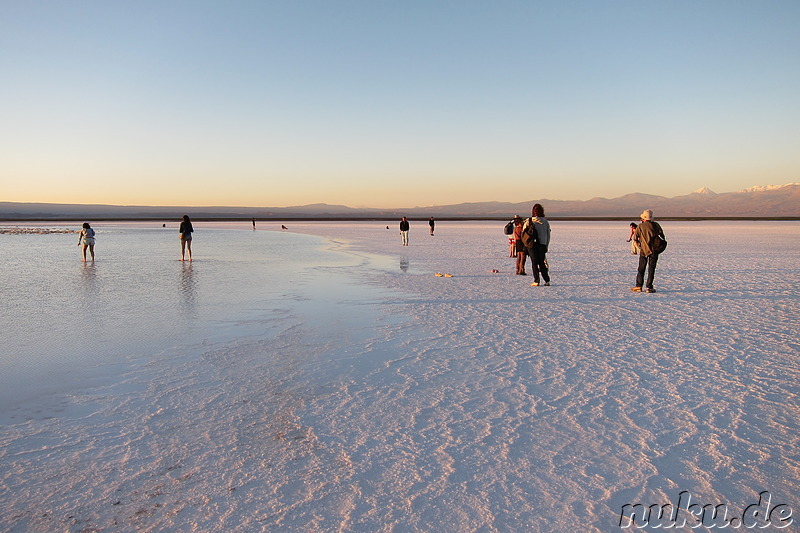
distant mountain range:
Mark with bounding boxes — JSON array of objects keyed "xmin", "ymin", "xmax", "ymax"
[{"xmin": 1, "ymin": 183, "xmax": 798, "ymax": 220}]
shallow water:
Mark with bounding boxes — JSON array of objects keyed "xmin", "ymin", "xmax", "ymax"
[{"xmin": 0, "ymin": 223, "xmax": 380, "ymax": 411}]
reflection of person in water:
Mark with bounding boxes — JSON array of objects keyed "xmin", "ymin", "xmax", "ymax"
[{"xmin": 180, "ymin": 261, "xmax": 196, "ymax": 308}]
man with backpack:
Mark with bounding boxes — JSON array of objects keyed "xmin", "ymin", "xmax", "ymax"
[{"xmin": 631, "ymin": 209, "xmax": 667, "ymax": 293}]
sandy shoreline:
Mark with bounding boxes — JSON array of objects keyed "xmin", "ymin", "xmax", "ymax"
[{"xmin": 0, "ymin": 227, "xmax": 76, "ymax": 234}]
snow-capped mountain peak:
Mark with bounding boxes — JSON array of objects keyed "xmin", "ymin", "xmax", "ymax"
[{"xmin": 741, "ymin": 183, "xmax": 800, "ymax": 193}]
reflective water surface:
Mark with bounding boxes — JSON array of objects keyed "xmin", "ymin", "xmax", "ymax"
[{"xmin": 0, "ymin": 223, "xmax": 367, "ymax": 407}]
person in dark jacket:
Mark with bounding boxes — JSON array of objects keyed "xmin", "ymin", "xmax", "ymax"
[
  {"xmin": 512, "ymin": 216, "xmax": 527, "ymax": 275},
  {"xmin": 522, "ymin": 203, "xmax": 551, "ymax": 286},
  {"xmin": 399, "ymin": 217, "xmax": 410, "ymax": 246},
  {"xmin": 179, "ymin": 214, "xmax": 193, "ymax": 261},
  {"xmin": 429, "ymin": 217, "xmax": 435, "ymax": 236},
  {"xmin": 631, "ymin": 209, "xmax": 665, "ymax": 293}
]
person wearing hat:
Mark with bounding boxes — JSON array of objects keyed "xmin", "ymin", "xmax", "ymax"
[
  {"xmin": 507, "ymin": 216, "xmax": 519, "ymax": 257},
  {"xmin": 631, "ymin": 209, "xmax": 665, "ymax": 293}
]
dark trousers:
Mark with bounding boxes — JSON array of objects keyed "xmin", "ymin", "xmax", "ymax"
[
  {"xmin": 636, "ymin": 254, "xmax": 659, "ymax": 289},
  {"xmin": 529, "ymin": 244, "xmax": 550, "ymax": 283}
]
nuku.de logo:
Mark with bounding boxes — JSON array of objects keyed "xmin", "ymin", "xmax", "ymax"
[{"xmin": 618, "ymin": 490, "xmax": 793, "ymax": 529}]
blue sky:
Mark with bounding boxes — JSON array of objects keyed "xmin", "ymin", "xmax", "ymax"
[{"xmin": 1, "ymin": 1, "xmax": 798, "ymax": 208}]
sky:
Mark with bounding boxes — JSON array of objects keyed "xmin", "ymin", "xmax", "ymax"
[{"xmin": 1, "ymin": 1, "xmax": 799, "ymax": 208}]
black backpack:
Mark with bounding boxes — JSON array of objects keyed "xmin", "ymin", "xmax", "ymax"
[
  {"xmin": 652, "ymin": 234, "xmax": 667, "ymax": 254},
  {"xmin": 649, "ymin": 222, "xmax": 667, "ymax": 254},
  {"xmin": 503, "ymin": 221, "xmax": 514, "ymax": 235}
]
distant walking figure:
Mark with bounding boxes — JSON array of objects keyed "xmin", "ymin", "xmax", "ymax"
[
  {"xmin": 631, "ymin": 210, "xmax": 665, "ymax": 293},
  {"xmin": 78, "ymin": 222, "xmax": 96, "ymax": 262},
  {"xmin": 252, "ymin": 218, "xmax": 256, "ymax": 230},
  {"xmin": 400, "ymin": 217, "xmax": 410, "ymax": 246},
  {"xmin": 179, "ymin": 215, "xmax": 193, "ymax": 261},
  {"xmin": 627, "ymin": 222, "xmax": 639, "ymax": 254},
  {"xmin": 523, "ymin": 204, "xmax": 551, "ymax": 286},
  {"xmin": 429, "ymin": 217, "xmax": 435, "ymax": 236}
]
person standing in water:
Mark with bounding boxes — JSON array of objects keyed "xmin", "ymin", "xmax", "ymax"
[
  {"xmin": 400, "ymin": 217, "xmax": 410, "ymax": 246},
  {"xmin": 179, "ymin": 215, "xmax": 193, "ymax": 261},
  {"xmin": 77, "ymin": 222, "xmax": 96, "ymax": 262}
]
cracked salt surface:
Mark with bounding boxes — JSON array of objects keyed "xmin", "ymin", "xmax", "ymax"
[{"xmin": 1, "ymin": 220, "xmax": 798, "ymax": 532}]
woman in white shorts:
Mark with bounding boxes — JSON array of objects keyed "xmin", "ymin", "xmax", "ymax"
[
  {"xmin": 78, "ymin": 222, "xmax": 96, "ymax": 262},
  {"xmin": 179, "ymin": 215, "xmax": 194, "ymax": 261}
]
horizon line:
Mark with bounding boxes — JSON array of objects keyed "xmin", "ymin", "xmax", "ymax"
[{"xmin": 2, "ymin": 182, "xmax": 799, "ymax": 211}]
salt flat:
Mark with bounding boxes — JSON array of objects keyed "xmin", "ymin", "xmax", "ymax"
[{"xmin": 1, "ymin": 220, "xmax": 797, "ymax": 532}]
